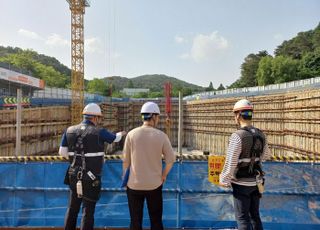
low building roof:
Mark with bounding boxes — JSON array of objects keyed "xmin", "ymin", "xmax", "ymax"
[{"xmin": 0, "ymin": 67, "xmax": 45, "ymax": 90}]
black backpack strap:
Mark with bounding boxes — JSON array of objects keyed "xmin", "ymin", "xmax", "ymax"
[
  {"xmin": 71, "ymin": 125, "xmax": 91, "ymax": 180},
  {"xmin": 240, "ymin": 127, "xmax": 264, "ymax": 174}
]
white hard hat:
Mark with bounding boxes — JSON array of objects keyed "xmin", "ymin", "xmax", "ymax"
[
  {"xmin": 233, "ymin": 99, "xmax": 253, "ymax": 112},
  {"xmin": 82, "ymin": 103, "xmax": 102, "ymax": 116},
  {"xmin": 140, "ymin": 102, "xmax": 160, "ymax": 114}
]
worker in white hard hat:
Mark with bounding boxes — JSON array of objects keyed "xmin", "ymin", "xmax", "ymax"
[
  {"xmin": 219, "ymin": 99, "xmax": 271, "ymax": 230},
  {"xmin": 122, "ymin": 101, "xmax": 176, "ymax": 230},
  {"xmin": 59, "ymin": 103, "xmax": 126, "ymax": 230}
]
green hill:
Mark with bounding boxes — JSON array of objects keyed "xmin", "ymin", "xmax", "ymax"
[
  {"xmin": 0, "ymin": 46, "xmax": 71, "ymax": 88},
  {"xmin": 105, "ymin": 74, "xmax": 203, "ymax": 92},
  {"xmin": 0, "ymin": 46, "xmax": 71, "ymax": 77},
  {"xmin": 104, "ymin": 74, "xmax": 204, "ymax": 97}
]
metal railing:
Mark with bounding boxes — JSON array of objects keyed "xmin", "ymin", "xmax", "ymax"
[{"xmin": 184, "ymin": 76, "xmax": 320, "ymax": 101}]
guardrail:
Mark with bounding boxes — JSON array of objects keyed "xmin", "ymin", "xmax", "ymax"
[{"xmin": 184, "ymin": 76, "xmax": 320, "ymax": 101}]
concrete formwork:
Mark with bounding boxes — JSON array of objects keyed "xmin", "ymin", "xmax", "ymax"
[{"xmin": 0, "ymin": 89, "xmax": 319, "ymax": 159}]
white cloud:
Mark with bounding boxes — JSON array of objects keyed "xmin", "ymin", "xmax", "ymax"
[
  {"xmin": 175, "ymin": 35, "xmax": 186, "ymax": 44},
  {"xmin": 85, "ymin": 37, "xmax": 103, "ymax": 53},
  {"xmin": 45, "ymin": 34, "xmax": 69, "ymax": 47},
  {"xmin": 18, "ymin": 29, "xmax": 43, "ymax": 40},
  {"xmin": 190, "ymin": 31, "xmax": 229, "ymax": 62}
]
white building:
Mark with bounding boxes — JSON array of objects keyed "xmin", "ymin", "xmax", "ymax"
[{"xmin": 121, "ymin": 88, "xmax": 150, "ymax": 96}]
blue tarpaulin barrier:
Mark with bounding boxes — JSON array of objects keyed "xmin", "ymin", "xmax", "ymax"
[{"xmin": 0, "ymin": 161, "xmax": 319, "ymax": 229}]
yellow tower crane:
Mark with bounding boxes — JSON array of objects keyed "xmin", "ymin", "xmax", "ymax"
[{"xmin": 66, "ymin": 0, "xmax": 90, "ymax": 124}]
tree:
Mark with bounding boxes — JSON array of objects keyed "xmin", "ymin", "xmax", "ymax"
[
  {"xmin": 228, "ymin": 79, "xmax": 242, "ymax": 89},
  {"xmin": 205, "ymin": 81, "xmax": 214, "ymax": 91},
  {"xmin": 149, "ymin": 91, "xmax": 163, "ymax": 98},
  {"xmin": 0, "ymin": 46, "xmax": 71, "ymax": 78},
  {"xmin": 0, "ymin": 51, "xmax": 36, "ymax": 74},
  {"xmin": 182, "ymin": 87, "xmax": 193, "ymax": 96},
  {"xmin": 87, "ymin": 78, "xmax": 108, "ymax": 96},
  {"xmin": 257, "ymin": 56, "xmax": 274, "ymax": 85},
  {"xmin": 112, "ymin": 90, "xmax": 126, "ymax": 98},
  {"xmin": 229, "ymin": 23, "xmax": 320, "ymax": 88},
  {"xmin": 132, "ymin": 92, "xmax": 148, "ymax": 98},
  {"xmin": 127, "ymin": 79, "xmax": 134, "ymax": 88},
  {"xmin": 172, "ymin": 84, "xmax": 183, "ymax": 97},
  {"xmin": 217, "ymin": 83, "xmax": 225, "ymax": 90},
  {"xmin": 33, "ymin": 63, "xmax": 67, "ymax": 87},
  {"xmin": 275, "ymin": 31, "xmax": 313, "ymax": 59},
  {"xmin": 272, "ymin": 56, "xmax": 299, "ymax": 83},
  {"xmin": 238, "ymin": 51, "xmax": 270, "ymax": 87},
  {"xmin": 312, "ymin": 23, "xmax": 320, "ymax": 49},
  {"xmin": 0, "ymin": 46, "xmax": 22, "ymax": 57},
  {"xmin": 299, "ymin": 48, "xmax": 320, "ymax": 79},
  {"xmin": 0, "ymin": 51, "xmax": 68, "ymax": 87}
]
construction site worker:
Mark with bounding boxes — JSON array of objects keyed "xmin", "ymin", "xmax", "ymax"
[
  {"xmin": 219, "ymin": 99, "xmax": 270, "ymax": 230},
  {"xmin": 59, "ymin": 103, "xmax": 126, "ymax": 230},
  {"xmin": 122, "ymin": 101, "xmax": 176, "ymax": 230}
]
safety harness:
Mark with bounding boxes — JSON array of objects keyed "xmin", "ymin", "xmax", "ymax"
[
  {"xmin": 235, "ymin": 127, "xmax": 265, "ymax": 179},
  {"xmin": 69, "ymin": 125, "xmax": 90, "ymax": 198},
  {"xmin": 64, "ymin": 123, "xmax": 103, "ymax": 202},
  {"xmin": 70, "ymin": 126, "xmax": 90, "ymax": 178}
]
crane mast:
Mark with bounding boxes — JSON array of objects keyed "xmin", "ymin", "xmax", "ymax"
[{"xmin": 66, "ymin": 0, "xmax": 90, "ymax": 124}]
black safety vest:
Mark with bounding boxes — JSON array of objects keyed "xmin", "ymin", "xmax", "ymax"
[
  {"xmin": 66, "ymin": 123, "xmax": 104, "ymax": 176},
  {"xmin": 234, "ymin": 126, "xmax": 265, "ymax": 180},
  {"xmin": 65, "ymin": 123, "xmax": 104, "ymax": 202}
]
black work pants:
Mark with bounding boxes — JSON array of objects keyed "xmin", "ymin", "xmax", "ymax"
[
  {"xmin": 126, "ymin": 185, "xmax": 163, "ymax": 230},
  {"xmin": 232, "ymin": 183, "xmax": 263, "ymax": 230},
  {"xmin": 64, "ymin": 189, "xmax": 96, "ymax": 230}
]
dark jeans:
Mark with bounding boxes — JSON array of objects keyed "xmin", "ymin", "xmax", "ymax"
[
  {"xmin": 232, "ymin": 183, "xmax": 263, "ymax": 230},
  {"xmin": 64, "ymin": 190, "xmax": 96, "ymax": 230},
  {"xmin": 126, "ymin": 185, "xmax": 163, "ymax": 230}
]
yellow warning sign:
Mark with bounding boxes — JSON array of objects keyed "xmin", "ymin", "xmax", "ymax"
[{"xmin": 208, "ymin": 155, "xmax": 225, "ymax": 185}]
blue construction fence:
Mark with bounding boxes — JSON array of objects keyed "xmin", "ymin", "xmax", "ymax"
[{"xmin": 0, "ymin": 160, "xmax": 319, "ymax": 229}]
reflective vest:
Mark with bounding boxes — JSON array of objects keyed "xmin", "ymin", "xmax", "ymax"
[{"xmin": 234, "ymin": 126, "xmax": 265, "ymax": 180}]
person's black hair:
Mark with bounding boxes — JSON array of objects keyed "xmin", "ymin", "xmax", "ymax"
[{"xmin": 141, "ymin": 113, "xmax": 153, "ymax": 121}]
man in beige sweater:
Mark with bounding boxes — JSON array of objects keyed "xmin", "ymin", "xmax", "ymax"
[{"xmin": 122, "ymin": 101, "xmax": 176, "ymax": 230}]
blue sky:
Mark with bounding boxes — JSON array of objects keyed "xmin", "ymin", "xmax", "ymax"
[{"xmin": 0, "ymin": 0, "xmax": 319, "ymax": 87}]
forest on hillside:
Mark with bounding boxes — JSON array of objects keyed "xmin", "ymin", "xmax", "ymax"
[
  {"xmin": 0, "ymin": 22, "xmax": 319, "ymax": 97},
  {"xmin": 230, "ymin": 22, "xmax": 320, "ymax": 88},
  {"xmin": 0, "ymin": 47, "xmax": 71, "ymax": 88},
  {"xmin": 102, "ymin": 74, "xmax": 204, "ymax": 98}
]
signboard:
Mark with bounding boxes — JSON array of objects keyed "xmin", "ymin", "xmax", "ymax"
[
  {"xmin": 0, "ymin": 67, "xmax": 45, "ymax": 89},
  {"xmin": 208, "ymin": 155, "xmax": 225, "ymax": 185},
  {"xmin": 0, "ymin": 96, "xmax": 30, "ymax": 107}
]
